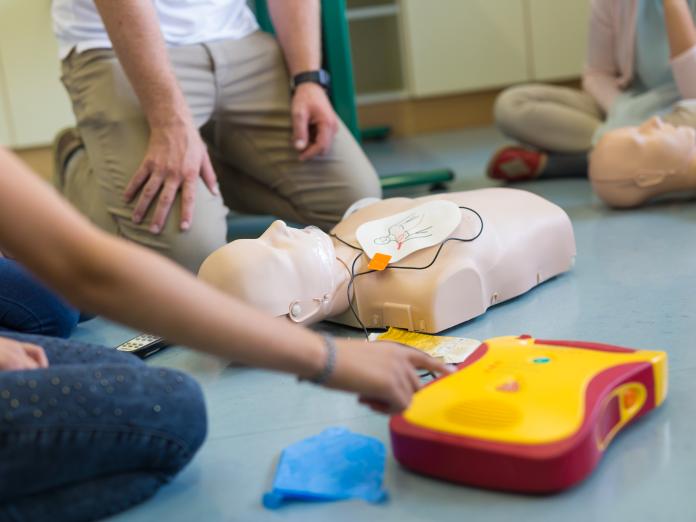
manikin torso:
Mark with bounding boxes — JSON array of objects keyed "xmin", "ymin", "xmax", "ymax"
[
  {"xmin": 198, "ymin": 188, "xmax": 576, "ymax": 333},
  {"xmin": 590, "ymin": 117, "xmax": 696, "ymax": 207}
]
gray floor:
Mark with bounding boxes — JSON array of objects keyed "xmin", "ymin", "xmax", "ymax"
[{"xmin": 75, "ymin": 126, "xmax": 696, "ymax": 521}]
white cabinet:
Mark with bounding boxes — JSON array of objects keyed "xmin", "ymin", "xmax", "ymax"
[
  {"xmin": 527, "ymin": 0, "xmax": 590, "ymax": 81},
  {"xmin": 347, "ymin": 1, "xmax": 406, "ymax": 103},
  {"xmin": 0, "ymin": 0, "xmax": 74, "ymax": 148},
  {"xmin": 400, "ymin": 0, "xmax": 530, "ymax": 97},
  {"xmin": 390, "ymin": 0, "xmax": 589, "ymax": 100}
]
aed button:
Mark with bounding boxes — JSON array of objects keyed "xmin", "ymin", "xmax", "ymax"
[
  {"xmin": 496, "ymin": 379, "xmax": 520, "ymax": 393},
  {"xmin": 532, "ymin": 356, "xmax": 551, "ymax": 364}
]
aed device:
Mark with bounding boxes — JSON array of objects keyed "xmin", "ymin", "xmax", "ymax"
[{"xmin": 390, "ymin": 335, "xmax": 668, "ymax": 493}]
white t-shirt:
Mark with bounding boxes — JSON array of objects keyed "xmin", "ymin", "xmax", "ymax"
[{"xmin": 52, "ymin": 0, "xmax": 259, "ymax": 59}]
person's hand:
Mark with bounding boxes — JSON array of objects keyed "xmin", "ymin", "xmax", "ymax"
[
  {"xmin": 0, "ymin": 337, "xmax": 48, "ymax": 371},
  {"xmin": 325, "ymin": 339, "xmax": 453, "ymax": 414},
  {"xmin": 124, "ymin": 121, "xmax": 218, "ymax": 234},
  {"xmin": 292, "ymin": 83, "xmax": 339, "ymax": 161}
]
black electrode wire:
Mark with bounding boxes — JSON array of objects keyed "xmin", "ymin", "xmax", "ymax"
[
  {"xmin": 332, "ymin": 206, "xmax": 484, "ymax": 342},
  {"xmin": 332, "ymin": 233, "xmax": 363, "ymax": 252},
  {"xmin": 346, "ymin": 252, "xmax": 370, "ymax": 339}
]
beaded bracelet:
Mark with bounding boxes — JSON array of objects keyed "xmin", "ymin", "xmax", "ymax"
[{"xmin": 301, "ymin": 334, "xmax": 337, "ymax": 385}]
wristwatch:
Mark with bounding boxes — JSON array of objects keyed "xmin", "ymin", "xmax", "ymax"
[{"xmin": 290, "ymin": 69, "xmax": 332, "ymax": 95}]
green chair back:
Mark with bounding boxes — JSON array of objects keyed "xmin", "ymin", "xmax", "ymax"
[{"xmin": 251, "ymin": 0, "xmax": 455, "ymax": 190}]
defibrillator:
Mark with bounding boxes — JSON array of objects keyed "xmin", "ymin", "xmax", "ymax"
[{"xmin": 390, "ymin": 335, "xmax": 668, "ymax": 493}]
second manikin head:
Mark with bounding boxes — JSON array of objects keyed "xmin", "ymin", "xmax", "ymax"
[
  {"xmin": 589, "ymin": 117, "xmax": 696, "ymax": 207},
  {"xmin": 198, "ymin": 220, "xmax": 341, "ymax": 324}
]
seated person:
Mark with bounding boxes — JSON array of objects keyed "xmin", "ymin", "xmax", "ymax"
[
  {"xmin": 487, "ymin": 0, "xmax": 696, "ymax": 182},
  {"xmin": 0, "ymin": 254, "xmax": 81, "ymax": 337},
  {"xmin": 0, "ymin": 332, "xmax": 206, "ymax": 522},
  {"xmin": 590, "ymin": 116, "xmax": 696, "ymax": 207},
  {"xmin": 198, "ymin": 188, "xmax": 576, "ymax": 333},
  {"xmin": 0, "ymin": 147, "xmax": 445, "ymax": 521}
]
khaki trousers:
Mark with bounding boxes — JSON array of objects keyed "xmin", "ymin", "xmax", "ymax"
[
  {"xmin": 494, "ymin": 83, "xmax": 696, "ymax": 155},
  {"xmin": 60, "ymin": 31, "xmax": 380, "ymax": 271},
  {"xmin": 494, "ymin": 84, "xmax": 604, "ymax": 154}
]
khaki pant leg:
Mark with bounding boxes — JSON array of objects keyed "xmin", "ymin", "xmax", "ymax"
[
  {"xmin": 60, "ymin": 47, "xmax": 227, "ymax": 272},
  {"xmin": 494, "ymin": 84, "xmax": 604, "ymax": 153},
  {"xmin": 662, "ymin": 100, "xmax": 696, "ymax": 128},
  {"xmin": 203, "ymin": 32, "xmax": 381, "ymax": 231}
]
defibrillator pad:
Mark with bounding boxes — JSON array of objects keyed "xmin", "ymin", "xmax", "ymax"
[{"xmin": 355, "ymin": 200, "xmax": 462, "ymax": 264}]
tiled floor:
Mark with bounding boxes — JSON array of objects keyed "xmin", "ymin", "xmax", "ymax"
[{"xmin": 74, "ymin": 126, "xmax": 696, "ymax": 521}]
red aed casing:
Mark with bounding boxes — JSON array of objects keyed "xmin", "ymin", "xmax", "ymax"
[{"xmin": 390, "ymin": 335, "xmax": 668, "ymax": 493}]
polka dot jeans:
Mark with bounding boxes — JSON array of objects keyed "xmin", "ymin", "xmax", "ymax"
[{"xmin": 0, "ymin": 333, "xmax": 207, "ymax": 522}]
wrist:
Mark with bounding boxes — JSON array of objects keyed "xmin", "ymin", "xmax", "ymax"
[
  {"xmin": 147, "ymin": 117, "xmax": 199, "ymax": 144},
  {"xmin": 298, "ymin": 334, "xmax": 337, "ymax": 384},
  {"xmin": 292, "ymin": 82, "xmax": 326, "ymax": 98},
  {"xmin": 288, "ymin": 60, "xmax": 322, "ymax": 77},
  {"xmin": 149, "ymin": 116, "xmax": 189, "ymax": 132},
  {"xmin": 296, "ymin": 332, "xmax": 328, "ymax": 380},
  {"xmin": 291, "ymin": 70, "xmax": 331, "ymax": 96},
  {"xmin": 146, "ymin": 103, "xmax": 192, "ymax": 132}
]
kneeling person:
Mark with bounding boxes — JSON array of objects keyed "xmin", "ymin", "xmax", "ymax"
[{"xmin": 53, "ymin": 0, "xmax": 380, "ymax": 272}]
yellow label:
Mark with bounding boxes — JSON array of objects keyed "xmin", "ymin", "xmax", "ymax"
[{"xmin": 374, "ymin": 327, "xmax": 480, "ymax": 364}]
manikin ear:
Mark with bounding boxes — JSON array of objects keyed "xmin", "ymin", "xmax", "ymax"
[
  {"xmin": 288, "ymin": 297, "xmax": 328, "ymax": 324},
  {"xmin": 634, "ymin": 170, "xmax": 669, "ymax": 188}
]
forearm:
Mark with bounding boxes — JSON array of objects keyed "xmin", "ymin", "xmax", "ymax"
[
  {"xmin": 582, "ymin": 71, "xmax": 619, "ymax": 113},
  {"xmin": 663, "ymin": 0, "xmax": 696, "ymax": 58},
  {"xmin": 267, "ymin": 0, "xmax": 321, "ymax": 75},
  {"xmin": 94, "ymin": 0, "xmax": 191, "ymax": 129},
  {"xmin": 73, "ymin": 236, "xmax": 324, "ymax": 376},
  {"xmin": 584, "ymin": 1, "xmax": 620, "ymax": 113},
  {"xmin": 0, "ymin": 149, "xmax": 323, "ymax": 378}
]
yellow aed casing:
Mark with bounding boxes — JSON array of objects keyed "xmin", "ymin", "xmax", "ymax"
[{"xmin": 390, "ymin": 335, "xmax": 668, "ymax": 493}]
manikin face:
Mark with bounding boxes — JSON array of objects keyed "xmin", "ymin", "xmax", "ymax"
[
  {"xmin": 197, "ymin": 221, "xmax": 338, "ymax": 321},
  {"xmin": 589, "ymin": 117, "xmax": 696, "ymax": 207},
  {"xmin": 591, "ymin": 117, "xmax": 696, "ymax": 184}
]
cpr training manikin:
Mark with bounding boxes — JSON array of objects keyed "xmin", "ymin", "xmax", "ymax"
[
  {"xmin": 198, "ymin": 188, "xmax": 575, "ymax": 333},
  {"xmin": 590, "ymin": 116, "xmax": 696, "ymax": 207}
]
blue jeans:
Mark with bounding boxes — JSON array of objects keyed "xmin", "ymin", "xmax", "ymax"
[
  {"xmin": 0, "ymin": 259, "xmax": 80, "ymax": 338},
  {"xmin": 0, "ymin": 333, "xmax": 207, "ymax": 522}
]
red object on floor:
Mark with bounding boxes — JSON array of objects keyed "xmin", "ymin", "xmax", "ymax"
[{"xmin": 487, "ymin": 146, "xmax": 545, "ymax": 182}]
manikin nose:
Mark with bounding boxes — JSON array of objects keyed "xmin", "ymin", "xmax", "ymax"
[
  {"xmin": 639, "ymin": 116, "xmax": 663, "ymax": 133},
  {"xmin": 268, "ymin": 220, "xmax": 291, "ymax": 236}
]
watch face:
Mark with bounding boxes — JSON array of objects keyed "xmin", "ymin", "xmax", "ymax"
[
  {"xmin": 318, "ymin": 70, "xmax": 331, "ymax": 87},
  {"xmin": 292, "ymin": 70, "xmax": 331, "ymax": 90}
]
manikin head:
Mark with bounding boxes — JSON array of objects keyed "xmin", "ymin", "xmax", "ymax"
[
  {"xmin": 589, "ymin": 117, "xmax": 696, "ymax": 207},
  {"xmin": 198, "ymin": 221, "xmax": 341, "ymax": 324}
]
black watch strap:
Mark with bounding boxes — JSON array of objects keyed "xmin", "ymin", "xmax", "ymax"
[{"xmin": 291, "ymin": 69, "xmax": 331, "ymax": 93}]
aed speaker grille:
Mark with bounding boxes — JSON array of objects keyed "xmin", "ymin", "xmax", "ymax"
[{"xmin": 444, "ymin": 399, "xmax": 522, "ymax": 429}]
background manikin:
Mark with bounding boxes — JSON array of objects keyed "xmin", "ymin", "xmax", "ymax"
[
  {"xmin": 590, "ymin": 116, "xmax": 696, "ymax": 207},
  {"xmin": 198, "ymin": 188, "xmax": 576, "ymax": 333}
]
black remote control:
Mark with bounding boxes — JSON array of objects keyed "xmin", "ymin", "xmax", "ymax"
[{"xmin": 115, "ymin": 334, "xmax": 171, "ymax": 358}]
